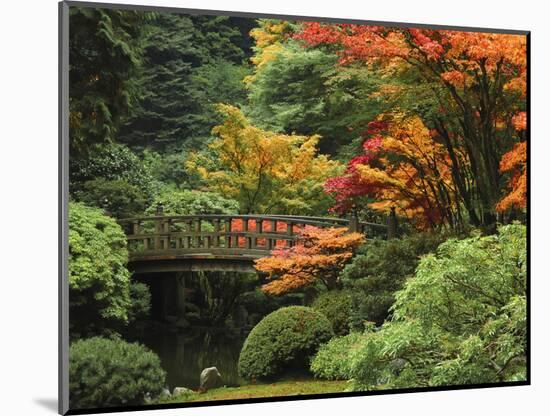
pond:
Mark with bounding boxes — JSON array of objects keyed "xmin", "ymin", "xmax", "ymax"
[{"xmin": 130, "ymin": 325, "xmax": 248, "ymax": 390}]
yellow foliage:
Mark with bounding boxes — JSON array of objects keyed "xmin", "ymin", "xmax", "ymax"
[
  {"xmin": 244, "ymin": 20, "xmax": 294, "ymax": 84},
  {"xmin": 186, "ymin": 104, "xmax": 342, "ymax": 214},
  {"xmin": 356, "ymin": 114, "xmax": 459, "ymax": 229}
]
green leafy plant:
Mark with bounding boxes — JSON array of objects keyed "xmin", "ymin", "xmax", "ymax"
[
  {"xmin": 145, "ymin": 189, "xmax": 239, "ymax": 216},
  {"xmin": 310, "ymin": 331, "xmax": 370, "ymax": 380},
  {"xmin": 312, "ymin": 290, "xmax": 354, "ymax": 335},
  {"xmin": 69, "ymin": 7, "xmax": 153, "ymax": 152},
  {"xmin": 348, "ymin": 224, "xmax": 527, "ymax": 390},
  {"xmin": 127, "ymin": 282, "xmax": 152, "ymax": 323},
  {"xmin": 70, "ymin": 143, "xmax": 155, "ymax": 201},
  {"xmin": 73, "ymin": 178, "xmax": 148, "ymax": 218},
  {"xmin": 69, "ymin": 337, "xmax": 166, "ymax": 409},
  {"xmin": 341, "ymin": 231, "xmax": 446, "ymax": 326},
  {"xmin": 68, "ymin": 202, "xmax": 132, "ymax": 336},
  {"xmin": 238, "ymin": 306, "xmax": 334, "ymax": 380}
]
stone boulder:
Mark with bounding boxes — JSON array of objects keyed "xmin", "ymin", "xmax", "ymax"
[
  {"xmin": 199, "ymin": 367, "xmax": 223, "ymax": 391},
  {"xmin": 172, "ymin": 387, "xmax": 194, "ymax": 396}
]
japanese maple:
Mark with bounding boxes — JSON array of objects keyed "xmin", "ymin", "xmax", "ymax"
[
  {"xmin": 255, "ymin": 226, "xmax": 365, "ymax": 295},
  {"xmin": 296, "ymin": 24, "xmax": 527, "ymax": 226}
]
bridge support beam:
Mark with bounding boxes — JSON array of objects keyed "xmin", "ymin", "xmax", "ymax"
[
  {"xmin": 387, "ymin": 207, "xmax": 398, "ymax": 239},
  {"xmin": 161, "ymin": 275, "xmax": 171, "ymax": 321},
  {"xmin": 175, "ymin": 272, "xmax": 188, "ymax": 328}
]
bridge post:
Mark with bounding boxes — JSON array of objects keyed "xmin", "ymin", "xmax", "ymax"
[
  {"xmin": 213, "ymin": 218, "xmax": 221, "ymax": 247},
  {"xmin": 268, "ymin": 219, "xmax": 277, "ymax": 250},
  {"xmin": 194, "ymin": 219, "xmax": 202, "ymax": 248},
  {"xmin": 349, "ymin": 206, "xmax": 359, "ymax": 233},
  {"xmin": 254, "ymin": 218, "xmax": 263, "ymax": 249},
  {"xmin": 287, "ymin": 222, "xmax": 294, "ymax": 247},
  {"xmin": 243, "ymin": 218, "xmax": 251, "ymax": 249},
  {"xmin": 387, "ymin": 207, "xmax": 398, "ymax": 239},
  {"xmin": 154, "ymin": 203, "xmax": 164, "ymax": 250},
  {"xmin": 224, "ymin": 218, "xmax": 232, "ymax": 248}
]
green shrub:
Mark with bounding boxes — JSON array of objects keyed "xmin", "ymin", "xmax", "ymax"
[
  {"xmin": 341, "ymin": 231, "xmax": 446, "ymax": 325},
  {"xmin": 69, "ymin": 337, "xmax": 166, "ymax": 409},
  {"xmin": 69, "ymin": 202, "xmax": 132, "ymax": 336},
  {"xmin": 238, "ymin": 306, "xmax": 334, "ymax": 379},
  {"xmin": 142, "ymin": 149, "xmax": 201, "ymax": 189},
  {"xmin": 70, "ymin": 143, "xmax": 155, "ymax": 199},
  {"xmin": 127, "ymin": 282, "xmax": 152, "ymax": 323},
  {"xmin": 73, "ymin": 178, "xmax": 148, "ymax": 218},
  {"xmin": 348, "ymin": 224, "xmax": 527, "ymax": 390},
  {"xmin": 310, "ymin": 331, "xmax": 370, "ymax": 380},
  {"xmin": 237, "ymin": 289, "xmax": 280, "ymax": 316},
  {"xmin": 312, "ymin": 290, "xmax": 354, "ymax": 335},
  {"xmin": 145, "ymin": 189, "xmax": 239, "ymax": 217}
]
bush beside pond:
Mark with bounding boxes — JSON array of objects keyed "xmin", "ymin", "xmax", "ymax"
[
  {"xmin": 238, "ymin": 306, "xmax": 334, "ymax": 380},
  {"xmin": 312, "ymin": 290, "xmax": 354, "ymax": 336},
  {"xmin": 69, "ymin": 337, "xmax": 166, "ymax": 409}
]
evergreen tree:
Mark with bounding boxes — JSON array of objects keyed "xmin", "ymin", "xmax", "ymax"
[
  {"xmin": 118, "ymin": 13, "xmax": 254, "ymax": 152},
  {"xmin": 69, "ymin": 7, "xmax": 153, "ymax": 154}
]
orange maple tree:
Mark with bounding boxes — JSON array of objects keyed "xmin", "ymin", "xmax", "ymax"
[
  {"xmin": 496, "ymin": 111, "xmax": 527, "ymax": 212},
  {"xmin": 254, "ymin": 226, "xmax": 365, "ymax": 295},
  {"xmin": 348, "ymin": 114, "xmax": 460, "ymax": 229},
  {"xmin": 297, "ymin": 24, "xmax": 527, "ymax": 226}
]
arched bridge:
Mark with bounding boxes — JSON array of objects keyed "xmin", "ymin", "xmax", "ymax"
[{"xmin": 119, "ymin": 212, "xmax": 394, "ymax": 274}]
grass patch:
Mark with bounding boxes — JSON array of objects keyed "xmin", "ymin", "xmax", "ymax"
[{"xmin": 158, "ymin": 379, "xmax": 349, "ymax": 403}]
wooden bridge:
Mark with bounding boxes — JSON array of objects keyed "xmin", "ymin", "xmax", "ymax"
[{"xmin": 120, "ymin": 209, "xmax": 395, "ymax": 274}]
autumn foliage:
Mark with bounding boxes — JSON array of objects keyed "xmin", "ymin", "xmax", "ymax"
[
  {"xmin": 497, "ymin": 111, "xmax": 527, "ymax": 212},
  {"xmin": 186, "ymin": 104, "xmax": 341, "ymax": 215},
  {"xmin": 255, "ymin": 227, "xmax": 365, "ymax": 295},
  {"xmin": 296, "ymin": 24, "xmax": 527, "ymax": 227},
  {"xmin": 325, "ymin": 114, "xmax": 461, "ymax": 229}
]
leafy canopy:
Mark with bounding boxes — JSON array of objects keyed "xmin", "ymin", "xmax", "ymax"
[
  {"xmin": 297, "ymin": 24, "xmax": 527, "ymax": 227},
  {"xmin": 69, "ymin": 7, "xmax": 153, "ymax": 153},
  {"xmin": 119, "ymin": 13, "xmax": 252, "ymax": 151},
  {"xmin": 145, "ymin": 189, "xmax": 239, "ymax": 216},
  {"xmin": 255, "ymin": 226, "xmax": 365, "ymax": 295},
  {"xmin": 186, "ymin": 104, "xmax": 342, "ymax": 215},
  {"xmin": 68, "ymin": 202, "xmax": 132, "ymax": 336},
  {"xmin": 345, "ymin": 224, "xmax": 526, "ymax": 389},
  {"xmin": 340, "ymin": 231, "xmax": 446, "ymax": 325}
]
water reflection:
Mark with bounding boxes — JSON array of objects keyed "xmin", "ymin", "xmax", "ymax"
[{"xmin": 130, "ymin": 326, "xmax": 247, "ymax": 390}]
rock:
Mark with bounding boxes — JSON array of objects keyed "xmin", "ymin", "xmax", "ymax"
[
  {"xmin": 172, "ymin": 387, "xmax": 194, "ymax": 396},
  {"xmin": 389, "ymin": 358, "xmax": 408, "ymax": 375},
  {"xmin": 160, "ymin": 388, "xmax": 171, "ymax": 398},
  {"xmin": 199, "ymin": 367, "xmax": 223, "ymax": 391}
]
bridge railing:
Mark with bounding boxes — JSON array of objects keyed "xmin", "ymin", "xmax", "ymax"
[{"xmin": 119, "ymin": 214, "xmax": 389, "ymax": 257}]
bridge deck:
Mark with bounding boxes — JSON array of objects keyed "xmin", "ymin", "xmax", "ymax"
[{"xmin": 120, "ymin": 213, "xmax": 389, "ymax": 273}]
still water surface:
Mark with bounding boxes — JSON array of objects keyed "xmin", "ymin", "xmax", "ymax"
[{"xmin": 132, "ymin": 326, "xmax": 247, "ymax": 390}]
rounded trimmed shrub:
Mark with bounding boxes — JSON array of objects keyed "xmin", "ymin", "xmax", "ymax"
[
  {"xmin": 69, "ymin": 337, "xmax": 166, "ymax": 409},
  {"xmin": 238, "ymin": 306, "xmax": 334, "ymax": 380},
  {"xmin": 312, "ymin": 290, "xmax": 354, "ymax": 336}
]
